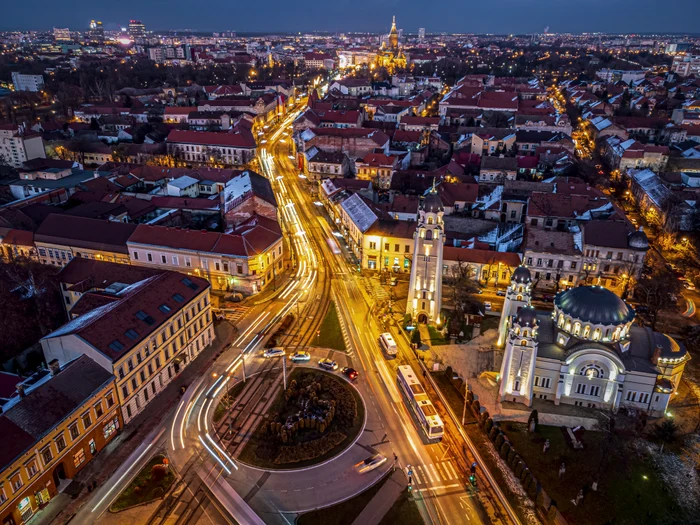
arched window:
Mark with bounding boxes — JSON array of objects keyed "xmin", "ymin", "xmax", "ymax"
[
  {"xmin": 427, "ymin": 216, "xmax": 434, "ymax": 225},
  {"xmin": 516, "ymin": 295, "xmax": 523, "ymax": 301},
  {"xmin": 523, "ymin": 330, "xmax": 529, "ymax": 338},
  {"xmin": 573, "ymin": 322, "xmax": 581, "ymax": 336},
  {"xmin": 514, "ymin": 326, "xmax": 520, "ymax": 335},
  {"xmin": 521, "ymin": 340, "xmax": 528, "ymax": 346},
  {"xmin": 579, "ymin": 364, "xmax": 604, "ymax": 379},
  {"xmin": 593, "ymin": 328, "xmax": 602, "ymax": 341},
  {"xmin": 558, "ymin": 314, "xmax": 565, "ymax": 328},
  {"xmin": 426, "ymin": 230, "xmax": 433, "ymax": 240},
  {"xmin": 565, "ymin": 320, "xmax": 572, "ymax": 332},
  {"xmin": 612, "ymin": 326, "xmax": 621, "ymax": 341},
  {"xmin": 583, "ymin": 325, "xmax": 591, "ymax": 339},
  {"xmin": 604, "ymin": 328, "xmax": 612, "ymax": 340}
]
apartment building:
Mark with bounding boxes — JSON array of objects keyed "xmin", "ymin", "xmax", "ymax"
[
  {"xmin": 34, "ymin": 215, "xmax": 136, "ymax": 267},
  {"xmin": 41, "ymin": 271, "xmax": 213, "ymax": 425},
  {"xmin": 0, "ymin": 356, "xmax": 119, "ymax": 525},
  {"xmin": 0, "ymin": 125, "xmax": 46, "ymax": 169},
  {"xmin": 11, "ymin": 73, "xmax": 44, "ymax": 93},
  {"xmin": 128, "ymin": 215, "xmax": 284, "ymax": 295},
  {"xmin": 167, "ymin": 129, "xmax": 257, "ymax": 167}
]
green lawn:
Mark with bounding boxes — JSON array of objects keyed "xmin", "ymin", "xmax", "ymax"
[
  {"xmin": 312, "ymin": 301, "xmax": 346, "ymax": 351},
  {"xmin": 378, "ymin": 490, "xmax": 423, "ymax": 525},
  {"xmin": 298, "ymin": 471, "xmax": 390, "ymax": 525},
  {"xmin": 501, "ymin": 423, "xmax": 683, "ymax": 525},
  {"xmin": 427, "ymin": 325, "xmax": 449, "ymax": 345},
  {"xmin": 110, "ymin": 454, "xmax": 175, "ymax": 512}
]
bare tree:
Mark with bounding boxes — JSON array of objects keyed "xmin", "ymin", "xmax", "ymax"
[
  {"xmin": 634, "ymin": 272, "xmax": 680, "ymax": 331},
  {"xmin": 445, "ymin": 259, "xmax": 482, "ymax": 316}
]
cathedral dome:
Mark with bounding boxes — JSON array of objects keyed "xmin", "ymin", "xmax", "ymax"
[
  {"xmin": 512, "ymin": 266, "xmax": 532, "ymax": 284},
  {"xmin": 515, "ymin": 306, "xmax": 538, "ymax": 326},
  {"xmin": 628, "ymin": 228, "xmax": 649, "ymax": 250},
  {"xmin": 555, "ymin": 286, "xmax": 635, "ymax": 325},
  {"xmin": 421, "ymin": 192, "xmax": 443, "ymax": 213}
]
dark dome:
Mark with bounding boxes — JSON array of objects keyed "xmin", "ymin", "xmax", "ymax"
[
  {"xmin": 628, "ymin": 229, "xmax": 649, "ymax": 250},
  {"xmin": 512, "ymin": 266, "xmax": 532, "ymax": 284},
  {"xmin": 516, "ymin": 306, "xmax": 538, "ymax": 326},
  {"xmin": 555, "ymin": 286, "xmax": 635, "ymax": 325},
  {"xmin": 422, "ymin": 192, "xmax": 443, "ymax": 213}
]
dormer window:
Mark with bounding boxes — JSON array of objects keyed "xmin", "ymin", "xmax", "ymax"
[{"xmin": 427, "ymin": 216, "xmax": 434, "ymax": 225}]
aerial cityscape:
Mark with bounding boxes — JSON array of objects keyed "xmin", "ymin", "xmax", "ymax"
[{"xmin": 1, "ymin": 7, "xmax": 700, "ymax": 525}]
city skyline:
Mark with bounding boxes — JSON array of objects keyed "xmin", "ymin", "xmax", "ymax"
[{"xmin": 3, "ymin": 0, "xmax": 700, "ymax": 34}]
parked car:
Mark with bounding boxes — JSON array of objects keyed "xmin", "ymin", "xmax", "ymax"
[
  {"xmin": 263, "ymin": 347, "xmax": 285, "ymax": 358},
  {"xmin": 483, "ymin": 302, "xmax": 492, "ymax": 311},
  {"xmin": 342, "ymin": 367, "xmax": 358, "ymax": 380},
  {"xmin": 318, "ymin": 358, "xmax": 338, "ymax": 371},
  {"xmin": 496, "ymin": 289, "xmax": 506, "ymax": 296},
  {"xmin": 390, "ymin": 277, "xmax": 398, "ymax": 286},
  {"xmin": 290, "ymin": 351, "xmax": 311, "ymax": 362},
  {"xmin": 355, "ymin": 454, "xmax": 387, "ymax": 474}
]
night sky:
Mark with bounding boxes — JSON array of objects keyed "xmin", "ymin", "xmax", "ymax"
[{"xmin": 2, "ymin": 0, "xmax": 699, "ymax": 34}]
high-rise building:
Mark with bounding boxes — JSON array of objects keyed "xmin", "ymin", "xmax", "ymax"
[
  {"xmin": 406, "ymin": 185, "xmax": 444, "ymax": 325},
  {"xmin": 53, "ymin": 27, "xmax": 71, "ymax": 42},
  {"xmin": 11, "ymin": 72, "xmax": 45, "ymax": 92},
  {"xmin": 129, "ymin": 19, "xmax": 146, "ymax": 40},
  {"xmin": 88, "ymin": 20, "xmax": 104, "ymax": 42},
  {"xmin": 418, "ymin": 27, "xmax": 425, "ymax": 42}
]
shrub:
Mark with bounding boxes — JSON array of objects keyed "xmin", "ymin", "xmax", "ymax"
[
  {"xmin": 528, "ymin": 477, "xmax": 539, "ymax": 498},
  {"xmin": 520, "ymin": 467, "xmax": 530, "ymax": 483},
  {"xmin": 515, "ymin": 461, "xmax": 524, "ymax": 478},
  {"xmin": 152, "ymin": 486, "xmax": 165, "ymax": 498},
  {"xmin": 494, "ymin": 433, "xmax": 505, "ymax": 448},
  {"xmin": 467, "ymin": 390, "xmax": 474, "ymax": 403},
  {"xmin": 489, "ymin": 426, "xmax": 500, "ymax": 441},
  {"xmin": 507, "ymin": 449, "xmax": 516, "ymax": 465},
  {"xmin": 274, "ymin": 432, "xmax": 347, "ymax": 465},
  {"xmin": 480, "ymin": 411, "xmax": 490, "ymax": 425},
  {"xmin": 485, "ymin": 418, "xmax": 494, "ymax": 433},
  {"xmin": 472, "ymin": 400, "xmax": 481, "ymax": 415},
  {"xmin": 151, "ymin": 464, "xmax": 168, "ymax": 482},
  {"xmin": 500, "ymin": 441, "xmax": 511, "ymax": 459},
  {"xmin": 445, "ymin": 366, "xmax": 453, "ymax": 379}
]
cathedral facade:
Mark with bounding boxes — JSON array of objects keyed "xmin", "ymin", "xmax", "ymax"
[
  {"xmin": 497, "ymin": 267, "xmax": 688, "ymax": 417},
  {"xmin": 377, "ymin": 16, "xmax": 406, "ymax": 72}
]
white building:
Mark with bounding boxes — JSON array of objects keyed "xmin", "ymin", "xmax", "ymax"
[
  {"xmin": 11, "ymin": 73, "xmax": 44, "ymax": 92},
  {"xmin": 0, "ymin": 124, "xmax": 46, "ymax": 168},
  {"xmin": 406, "ymin": 186, "xmax": 444, "ymax": 324},
  {"xmin": 497, "ymin": 268, "xmax": 689, "ymax": 416}
]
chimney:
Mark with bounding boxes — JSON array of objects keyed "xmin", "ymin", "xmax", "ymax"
[
  {"xmin": 16, "ymin": 383, "xmax": 26, "ymax": 399},
  {"xmin": 49, "ymin": 359, "xmax": 61, "ymax": 377}
]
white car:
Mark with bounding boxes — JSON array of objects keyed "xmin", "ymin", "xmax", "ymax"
[
  {"xmin": 318, "ymin": 358, "xmax": 338, "ymax": 371},
  {"xmin": 263, "ymin": 347, "xmax": 285, "ymax": 358},
  {"xmin": 290, "ymin": 351, "xmax": 311, "ymax": 362},
  {"xmin": 484, "ymin": 302, "xmax": 492, "ymax": 311},
  {"xmin": 355, "ymin": 454, "xmax": 387, "ymax": 474}
]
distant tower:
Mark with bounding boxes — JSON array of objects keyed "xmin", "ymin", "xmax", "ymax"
[
  {"xmin": 418, "ymin": 28, "xmax": 426, "ymax": 43},
  {"xmin": 406, "ymin": 184, "xmax": 444, "ymax": 325},
  {"xmin": 498, "ymin": 305, "xmax": 539, "ymax": 406},
  {"xmin": 389, "ymin": 16, "xmax": 399, "ymax": 49},
  {"xmin": 497, "ymin": 266, "xmax": 532, "ymax": 347}
]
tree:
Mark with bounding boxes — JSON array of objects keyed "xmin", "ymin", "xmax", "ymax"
[
  {"xmin": 634, "ymin": 271, "xmax": 681, "ymax": 330},
  {"xmin": 411, "ymin": 328, "xmax": 422, "ymax": 347},
  {"xmin": 445, "ymin": 260, "xmax": 482, "ymax": 316},
  {"xmin": 653, "ymin": 419, "xmax": 678, "ymax": 444}
]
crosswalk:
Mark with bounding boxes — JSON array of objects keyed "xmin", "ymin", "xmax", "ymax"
[
  {"xmin": 218, "ymin": 306, "xmax": 250, "ymax": 325},
  {"xmin": 409, "ymin": 460, "xmax": 462, "ymax": 488}
]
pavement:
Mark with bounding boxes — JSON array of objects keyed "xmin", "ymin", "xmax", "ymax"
[
  {"xmin": 350, "ymin": 467, "xmax": 407, "ymax": 525},
  {"xmin": 31, "ymin": 321, "xmax": 235, "ymax": 525}
]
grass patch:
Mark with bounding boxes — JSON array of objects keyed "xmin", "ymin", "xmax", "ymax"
[
  {"xmin": 297, "ymin": 471, "xmax": 390, "ymax": 525},
  {"xmin": 427, "ymin": 325, "xmax": 449, "ymax": 345},
  {"xmin": 312, "ymin": 301, "xmax": 346, "ymax": 351},
  {"xmin": 110, "ymin": 454, "xmax": 175, "ymax": 512},
  {"xmin": 213, "ymin": 381, "xmax": 247, "ymax": 424},
  {"xmin": 237, "ymin": 368, "xmax": 365, "ymax": 469},
  {"xmin": 378, "ymin": 490, "xmax": 423, "ymax": 525},
  {"xmin": 501, "ymin": 423, "xmax": 684, "ymax": 525}
]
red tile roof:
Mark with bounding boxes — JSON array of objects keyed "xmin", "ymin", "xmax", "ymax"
[
  {"xmin": 167, "ymin": 129, "xmax": 256, "ymax": 149},
  {"xmin": 443, "ymin": 247, "xmax": 522, "ymax": 266}
]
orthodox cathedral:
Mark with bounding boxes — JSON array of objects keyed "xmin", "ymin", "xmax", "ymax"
[
  {"xmin": 377, "ymin": 16, "xmax": 406, "ymax": 72},
  {"xmin": 497, "ymin": 266, "xmax": 688, "ymax": 416}
]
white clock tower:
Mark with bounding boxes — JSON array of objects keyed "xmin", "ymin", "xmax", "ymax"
[{"xmin": 406, "ymin": 184, "xmax": 444, "ymax": 325}]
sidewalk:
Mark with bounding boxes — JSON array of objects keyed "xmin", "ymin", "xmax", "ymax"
[
  {"xmin": 32, "ymin": 321, "xmax": 235, "ymax": 525},
  {"xmin": 246, "ymin": 265, "xmax": 295, "ymax": 306},
  {"xmin": 351, "ymin": 468, "xmax": 407, "ymax": 525}
]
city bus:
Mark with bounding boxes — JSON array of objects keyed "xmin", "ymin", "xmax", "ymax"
[
  {"xmin": 379, "ymin": 333, "xmax": 398, "ymax": 357},
  {"xmin": 396, "ymin": 365, "xmax": 444, "ymax": 440}
]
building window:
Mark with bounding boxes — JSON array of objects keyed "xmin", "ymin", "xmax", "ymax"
[
  {"xmin": 89, "ymin": 439, "xmax": 97, "ymax": 455},
  {"xmin": 104, "ymin": 417, "xmax": 119, "ymax": 439},
  {"xmin": 161, "ymin": 255, "xmax": 166, "ymax": 264},
  {"xmin": 42, "ymin": 446, "xmax": 53, "ymax": 465},
  {"xmin": 26, "ymin": 461, "xmax": 38, "ymax": 478},
  {"xmin": 133, "ymin": 251, "xmax": 139, "ymax": 260},
  {"xmin": 147, "ymin": 253, "xmax": 153, "ymax": 262},
  {"xmin": 576, "ymin": 383, "xmax": 586, "ymax": 395},
  {"xmin": 55, "ymin": 434, "xmax": 66, "ymax": 452},
  {"xmin": 94, "ymin": 402, "xmax": 103, "ymax": 418},
  {"xmin": 70, "ymin": 423, "xmax": 80, "ymax": 440},
  {"xmin": 73, "ymin": 449, "xmax": 86, "ymax": 468}
]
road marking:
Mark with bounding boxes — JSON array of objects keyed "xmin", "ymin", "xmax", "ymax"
[
  {"xmin": 419, "ymin": 465, "xmax": 433, "ymax": 483},
  {"xmin": 442, "ymin": 460, "xmax": 459, "ymax": 480},
  {"xmin": 417, "ymin": 483, "xmax": 462, "ymax": 492},
  {"xmin": 434, "ymin": 462, "xmax": 449, "ymax": 480},
  {"xmin": 429, "ymin": 463, "xmax": 441, "ymax": 481},
  {"xmin": 412, "ymin": 469, "xmax": 421, "ymax": 484}
]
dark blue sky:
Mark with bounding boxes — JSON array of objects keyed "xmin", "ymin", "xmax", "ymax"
[{"xmin": 3, "ymin": 0, "xmax": 699, "ymax": 34}]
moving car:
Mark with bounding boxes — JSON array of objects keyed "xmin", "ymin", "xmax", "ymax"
[
  {"xmin": 290, "ymin": 351, "xmax": 311, "ymax": 362},
  {"xmin": 496, "ymin": 289, "xmax": 506, "ymax": 296},
  {"xmin": 355, "ymin": 454, "xmax": 387, "ymax": 474},
  {"xmin": 342, "ymin": 367, "xmax": 358, "ymax": 380},
  {"xmin": 263, "ymin": 347, "xmax": 285, "ymax": 358},
  {"xmin": 318, "ymin": 358, "xmax": 338, "ymax": 371},
  {"xmin": 483, "ymin": 302, "xmax": 492, "ymax": 311}
]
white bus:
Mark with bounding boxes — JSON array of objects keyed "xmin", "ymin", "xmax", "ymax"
[
  {"xmin": 396, "ymin": 365, "xmax": 444, "ymax": 440},
  {"xmin": 379, "ymin": 333, "xmax": 397, "ymax": 356}
]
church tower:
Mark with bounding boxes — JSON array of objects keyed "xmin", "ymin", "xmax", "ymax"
[
  {"xmin": 497, "ymin": 266, "xmax": 532, "ymax": 347},
  {"xmin": 498, "ymin": 306, "xmax": 539, "ymax": 406},
  {"xmin": 389, "ymin": 16, "xmax": 399, "ymax": 50},
  {"xmin": 406, "ymin": 184, "xmax": 444, "ymax": 325}
]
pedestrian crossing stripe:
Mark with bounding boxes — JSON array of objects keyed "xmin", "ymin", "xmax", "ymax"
[{"xmin": 412, "ymin": 461, "xmax": 460, "ymax": 486}]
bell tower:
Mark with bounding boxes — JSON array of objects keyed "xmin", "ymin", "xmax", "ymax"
[
  {"xmin": 497, "ymin": 266, "xmax": 532, "ymax": 347},
  {"xmin": 498, "ymin": 306, "xmax": 539, "ymax": 406},
  {"xmin": 406, "ymin": 184, "xmax": 444, "ymax": 325}
]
